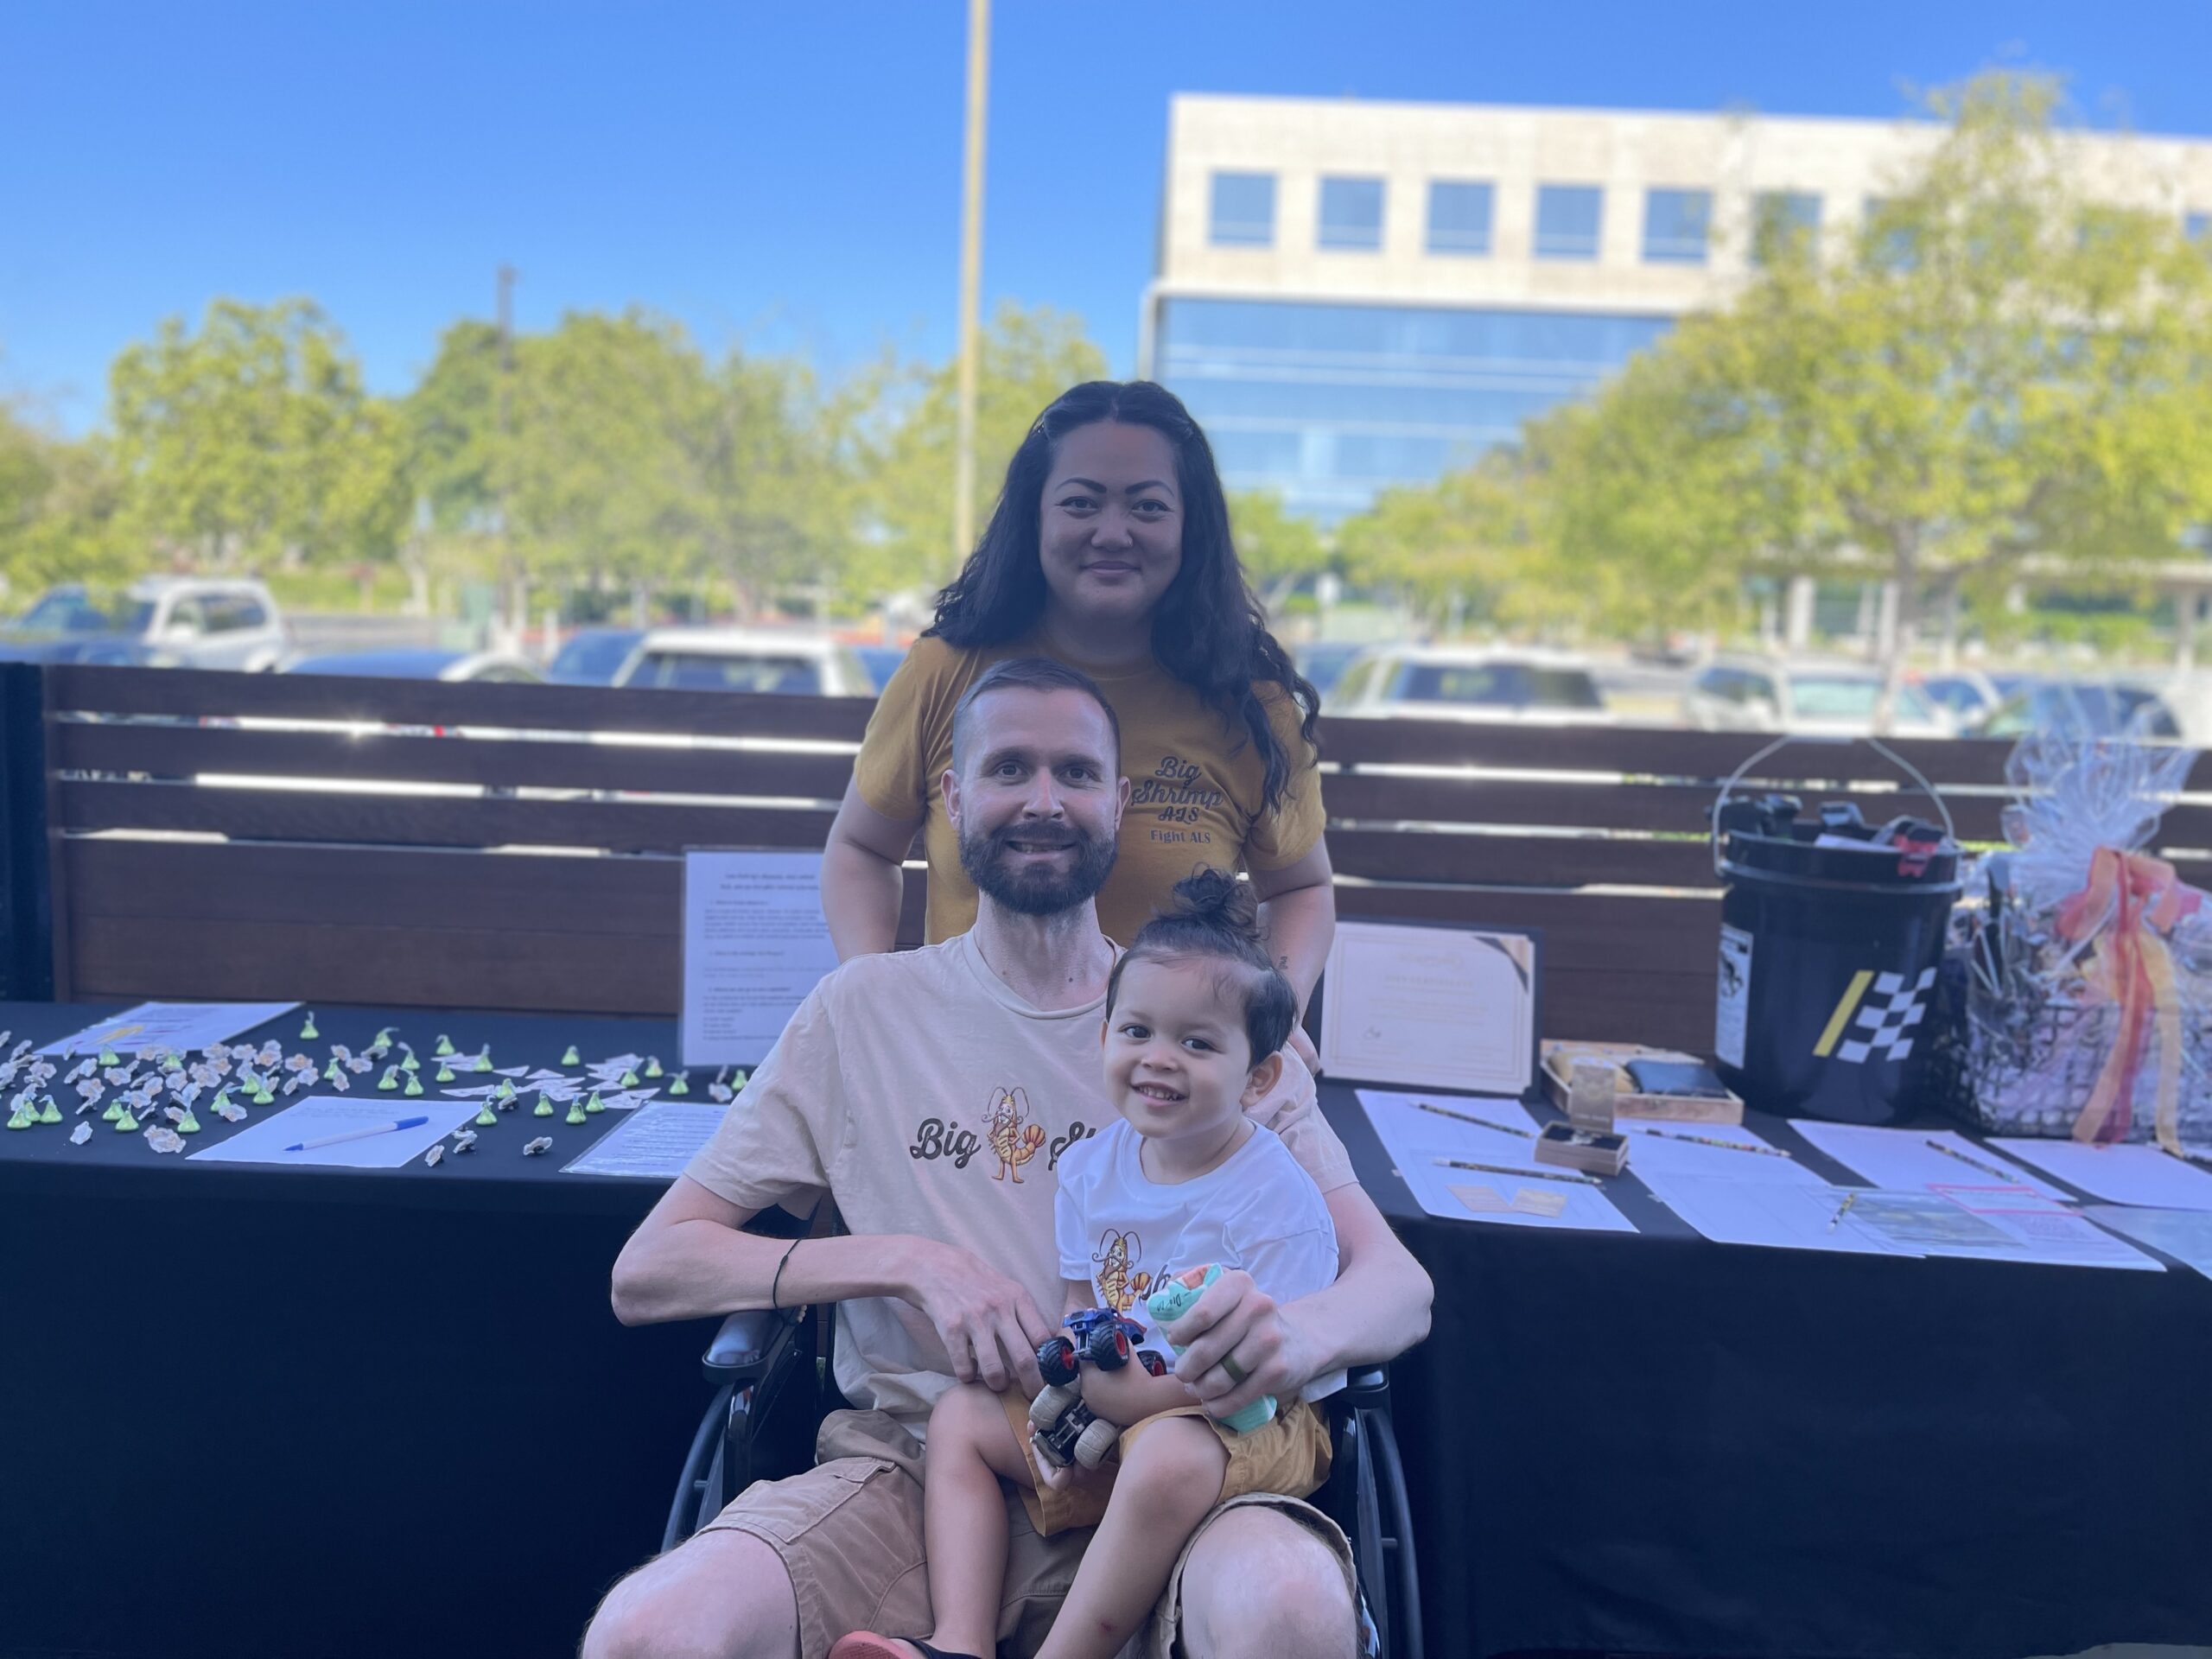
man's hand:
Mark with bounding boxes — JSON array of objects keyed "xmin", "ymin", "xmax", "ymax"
[
  {"xmin": 906, "ymin": 1240, "xmax": 1054, "ymax": 1394},
  {"xmin": 1159, "ymin": 1267, "xmax": 1324, "ymax": 1422}
]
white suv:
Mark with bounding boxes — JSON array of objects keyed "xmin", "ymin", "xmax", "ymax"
[
  {"xmin": 1681, "ymin": 658, "xmax": 1953, "ymax": 738},
  {"xmin": 0, "ymin": 577, "xmax": 288, "ymax": 671},
  {"xmin": 1327, "ymin": 645, "xmax": 1615, "ymax": 725},
  {"xmin": 613, "ymin": 627, "xmax": 875, "ymax": 697}
]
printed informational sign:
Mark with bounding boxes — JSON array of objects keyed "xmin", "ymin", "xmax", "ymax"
[
  {"xmin": 1318, "ymin": 921, "xmax": 1540, "ymax": 1096},
  {"xmin": 680, "ymin": 849, "xmax": 841, "ymax": 1068}
]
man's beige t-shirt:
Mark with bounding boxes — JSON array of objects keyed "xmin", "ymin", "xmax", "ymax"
[
  {"xmin": 852, "ymin": 633, "xmax": 1325, "ymax": 947},
  {"xmin": 683, "ymin": 932, "xmax": 1356, "ymax": 1431}
]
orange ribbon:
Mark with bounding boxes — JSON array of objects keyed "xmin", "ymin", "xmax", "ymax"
[{"xmin": 2053, "ymin": 847, "xmax": 2204, "ymax": 1153}]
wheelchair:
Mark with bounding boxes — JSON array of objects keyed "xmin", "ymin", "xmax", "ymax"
[{"xmin": 663, "ymin": 1300, "xmax": 1424, "ymax": 1659}]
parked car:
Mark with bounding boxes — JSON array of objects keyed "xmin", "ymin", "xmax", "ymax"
[
  {"xmin": 545, "ymin": 627, "xmax": 646, "ymax": 686},
  {"xmin": 0, "ymin": 577, "xmax": 287, "ymax": 669},
  {"xmin": 1681, "ymin": 658, "xmax": 1952, "ymax": 738},
  {"xmin": 1973, "ymin": 680, "xmax": 2183, "ymax": 742},
  {"xmin": 283, "ymin": 649, "xmax": 545, "ymax": 684},
  {"xmin": 1910, "ymin": 670, "xmax": 2002, "ymax": 728},
  {"xmin": 613, "ymin": 628, "xmax": 875, "ymax": 696},
  {"xmin": 1294, "ymin": 640, "xmax": 1367, "ymax": 700},
  {"xmin": 853, "ymin": 643, "xmax": 907, "ymax": 693},
  {"xmin": 1328, "ymin": 645, "xmax": 1614, "ymax": 725}
]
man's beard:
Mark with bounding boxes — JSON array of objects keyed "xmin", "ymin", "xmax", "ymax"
[{"xmin": 958, "ymin": 820, "xmax": 1119, "ymax": 917}]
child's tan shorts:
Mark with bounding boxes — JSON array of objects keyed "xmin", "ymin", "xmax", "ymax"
[{"xmin": 1001, "ymin": 1387, "xmax": 1333, "ymax": 1536}]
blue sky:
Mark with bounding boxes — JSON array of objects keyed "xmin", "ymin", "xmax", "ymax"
[{"xmin": 5, "ymin": 1, "xmax": 2209, "ymax": 434}]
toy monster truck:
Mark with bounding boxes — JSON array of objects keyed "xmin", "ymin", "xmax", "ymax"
[{"xmin": 1027, "ymin": 1308, "xmax": 1168, "ymax": 1470}]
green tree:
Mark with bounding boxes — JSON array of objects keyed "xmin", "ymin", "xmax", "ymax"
[
  {"xmin": 1553, "ymin": 73, "xmax": 2212, "ymax": 718},
  {"xmin": 406, "ymin": 309, "xmax": 850, "ymax": 619},
  {"xmin": 1226, "ymin": 488, "xmax": 1330, "ymax": 613},
  {"xmin": 109, "ymin": 298, "xmax": 409, "ymax": 569},
  {"xmin": 1337, "ymin": 450, "xmax": 1563, "ymax": 633},
  {"xmin": 0, "ymin": 401, "xmax": 128, "ymax": 598},
  {"xmin": 854, "ymin": 302, "xmax": 1108, "ymax": 603}
]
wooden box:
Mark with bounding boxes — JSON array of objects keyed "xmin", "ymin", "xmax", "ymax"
[{"xmin": 1540, "ymin": 1039, "xmax": 1745, "ymax": 1125}]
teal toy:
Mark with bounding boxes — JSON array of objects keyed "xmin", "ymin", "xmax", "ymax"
[{"xmin": 1145, "ymin": 1266, "xmax": 1274, "ymax": 1433}]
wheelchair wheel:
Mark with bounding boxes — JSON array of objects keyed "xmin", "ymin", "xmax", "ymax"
[
  {"xmin": 1029, "ymin": 1383, "xmax": 1078, "ymax": 1433},
  {"xmin": 1073, "ymin": 1417, "xmax": 1120, "ymax": 1469}
]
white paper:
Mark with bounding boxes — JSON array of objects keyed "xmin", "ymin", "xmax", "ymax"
[
  {"xmin": 1841, "ymin": 1190, "xmax": 2160, "ymax": 1269},
  {"xmin": 39, "ymin": 1001, "xmax": 299, "ymax": 1058},
  {"xmin": 187, "ymin": 1096, "xmax": 482, "ymax": 1169},
  {"xmin": 2083, "ymin": 1206, "xmax": 2212, "ymax": 1281},
  {"xmin": 1933, "ymin": 1189, "xmax": 2164, "ymax": 1270},
  {"xmin": 1636, "ymin": 1171, "xmax": 1910, "ymax": 1255},
  {"xmin": 681, "ymin": 850, "xmax": 841, "ymax": 1067},
  {"xmin": 1791, "ymin": 1122, "xmax": 2075, "ymax": 1203},
  {"xmin": 1319, "ymin": 922, "xmax": 1535, "ymax": 1094},
  {"xmin": 1616, "ymin": 1120, "xmax": 1822, "ymax": 1185},
  {"xmin": 562, "ymin": 1101, "xmax": 729, "ymax": 1179},
  {"xmin": 1357, "ymin": 1088, "xmax": 1541, "ymax": 1146},
  {"xmin": 1986, "ymin": 1139, "xmax": 2212, "ymax": 1211},
  {"xmin": 1357, "ymin": 1089, "xmax": 1635, "ymax": 1232}
]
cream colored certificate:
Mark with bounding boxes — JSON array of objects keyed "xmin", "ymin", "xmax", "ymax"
[{"xmin": 1318, "ymin": 921, "xmax": 1536, "ymax": 1094}]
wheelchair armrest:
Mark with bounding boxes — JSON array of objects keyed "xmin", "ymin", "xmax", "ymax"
[
  {"xmin": 1345, "ymin": 1364, "xmax": 1389, "ymax": 1402},
  {"xmin": 702, "ymin": 1307, "xmax": 804, "ymax": 1385}
]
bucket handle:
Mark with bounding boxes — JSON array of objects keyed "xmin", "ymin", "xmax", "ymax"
[{"xmin": 1709, "ymin": 734, "xmax": 1957, "ymax": 880}]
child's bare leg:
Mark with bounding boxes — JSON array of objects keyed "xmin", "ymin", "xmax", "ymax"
[
  {"xmin": 922, "ymin": 1382, "xmax": 1037, "ymax": 1657},
  {"xmin": 1038, "ymin": 1415, "xmax": 1228, "ymax": 1659}
]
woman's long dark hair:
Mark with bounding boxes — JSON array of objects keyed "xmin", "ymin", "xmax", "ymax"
[{"xmin": 927, "ymin": 380, "xmax": 1321, "ymax": 815}]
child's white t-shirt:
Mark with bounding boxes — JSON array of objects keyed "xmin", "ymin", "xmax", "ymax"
[{"xmin": 1054, "ymin": 1117, "xmax": 1344, "ymax": 1403}]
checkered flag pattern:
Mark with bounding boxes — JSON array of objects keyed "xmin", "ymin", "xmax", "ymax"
[{"xmin": 1836, "ymin": 968, "xmax": 1936, "ymax": 1065}]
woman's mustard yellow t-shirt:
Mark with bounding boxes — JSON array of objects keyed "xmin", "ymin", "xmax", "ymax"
[{"xmin": 853, "ymin": 633, "xmax": 1325, "ymax": 946}]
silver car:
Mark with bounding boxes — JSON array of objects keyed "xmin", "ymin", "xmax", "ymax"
[
  {"xmin": 0, "ymin": 577, "xmax": 289, "ymax": 671},
  {"xmin": 1682, "ymin": 658, "xmax": 1952, "ymax": 738}
]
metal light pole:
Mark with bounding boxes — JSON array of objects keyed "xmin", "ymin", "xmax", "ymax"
[
  {"xmin": 952, "ymin": 0, "xmax": 990, "ymax": 574},
  {"xmin": 496, "ymin": 264, "xmax": 519, "ymax": 650}
]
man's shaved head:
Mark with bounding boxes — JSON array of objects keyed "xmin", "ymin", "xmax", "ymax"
[{"xmin": 949, "ymin": 658, "xmax": 1121, "ymax": 780}]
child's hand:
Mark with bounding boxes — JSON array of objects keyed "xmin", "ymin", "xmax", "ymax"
[{"xmin": 1029, "ymin": 1435, "xmax": 1115, "ymax": 1497}]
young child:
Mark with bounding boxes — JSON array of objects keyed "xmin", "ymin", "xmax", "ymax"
[{"xmin": 832, "ymin": 869, "xmax": 1342, "ymax": 1659}]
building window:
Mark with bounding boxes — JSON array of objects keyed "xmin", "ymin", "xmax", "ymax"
[
  {"xmin": 1319, "ymin": 176, "xmax": 1386, "ymax": 251},
  {"xmin": 1643, "ymin": 188, "xmax": 1713, "ymax": 264},
  {"xmin": 1427, "ymin": 181, "xmax": 1494, "ymax": 256},
  {"xmin": 1753, "ymin": 191, "xmax": 1822, "ymax": 264},
  {"xmin": 1209, "ymin": 172, "xmax": 1276, "ymax": 248},
  {"xmin": 1535, "ymin": 185, "xmax": 1603, "ymax": 260}
]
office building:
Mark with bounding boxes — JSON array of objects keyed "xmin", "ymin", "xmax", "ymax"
[{"xmin": 1141, "ymin": 95, "xmax": 2212, "ymax": 524}]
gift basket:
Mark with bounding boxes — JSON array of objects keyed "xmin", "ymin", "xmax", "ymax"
[{"xmin": 1934, "ymin": 724, "xmax": 2211, "ymax": 1155}]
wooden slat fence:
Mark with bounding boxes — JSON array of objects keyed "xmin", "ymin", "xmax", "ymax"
[{"xmin": 30, "ymin": 664, "xmax": 2211, "ymax": 1056}]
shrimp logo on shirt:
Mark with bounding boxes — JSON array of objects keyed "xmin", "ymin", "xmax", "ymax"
[
  {"xmin": 1093, "ymin": 1230, "xmax": 1154, "ymax": 1315},
  {"xmin": 983, "ymin": 1086, "xmax": 1046, "ymax": 1183}
]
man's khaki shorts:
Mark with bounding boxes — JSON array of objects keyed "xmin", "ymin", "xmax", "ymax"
[{"xmin": 696, "ymin": 1406, "xmax": 1357, "ymax": 1659}]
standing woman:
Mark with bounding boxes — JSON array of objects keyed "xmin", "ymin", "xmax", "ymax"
[{"xmin": 822, "ymin": 380, "xmax": 1334, "ymax": 1023}]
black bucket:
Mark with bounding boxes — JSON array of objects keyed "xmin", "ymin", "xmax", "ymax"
[{"xmin": 1710, "ymin": 739, "xmax": 1962, "ymax": 1124}]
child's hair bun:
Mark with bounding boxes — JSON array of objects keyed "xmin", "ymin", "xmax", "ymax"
[{"xmin": 1166, "ymin": 867, "xmax": 1261, "ymax": 938}]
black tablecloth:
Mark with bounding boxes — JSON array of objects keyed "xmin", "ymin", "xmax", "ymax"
[
  {"xmin": 1325, "ymin": 1083, "xmax": 2212, "ymax": 1659},
  {"xmin": 0, "ymin": 1000, "xmax": 747, "ymax": 1659},
  {"xmin": 10, "ymin": 996, "xmax": 2212, "ymax": 1659}
]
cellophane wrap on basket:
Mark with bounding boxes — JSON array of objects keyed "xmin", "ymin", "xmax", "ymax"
[{"xmin": 1937, "ymin": 727, "xmax": 2210, "ymax": 1154}]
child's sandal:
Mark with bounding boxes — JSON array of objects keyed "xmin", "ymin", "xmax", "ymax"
[{"xmin": 826, "ymin": 1635, "xmax": 985, "ymax": 1659}]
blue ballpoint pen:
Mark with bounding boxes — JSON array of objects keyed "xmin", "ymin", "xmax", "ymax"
[{"xmin": 285, "ymin": 1115, "xmax": 430, "ymax": 1152}]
